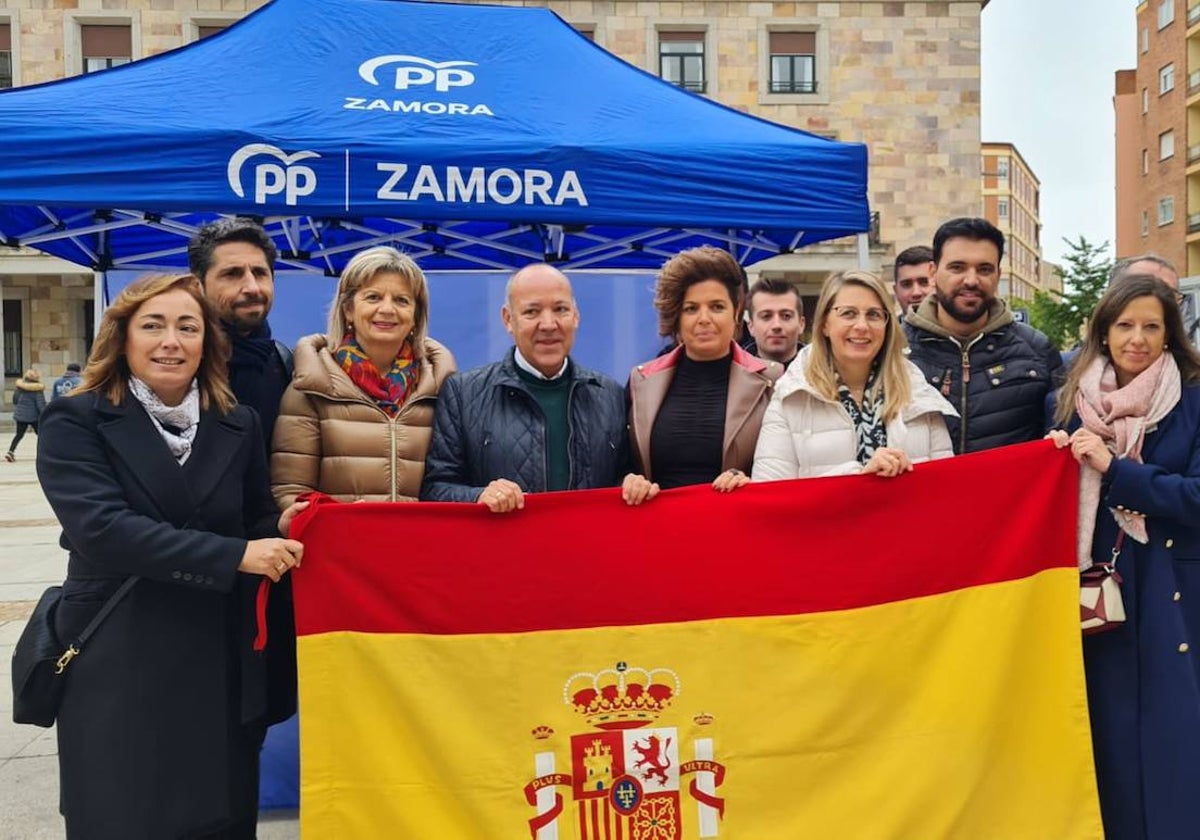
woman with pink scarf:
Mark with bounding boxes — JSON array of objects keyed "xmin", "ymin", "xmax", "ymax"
[{"xmin": 1048, "ymin": 274, "xmax": 1200, "ymax": 839}]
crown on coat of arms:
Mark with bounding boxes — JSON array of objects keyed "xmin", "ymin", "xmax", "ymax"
[{"xmin": 563, "ymin": 662, "xmax": 681, "ymax": 730}]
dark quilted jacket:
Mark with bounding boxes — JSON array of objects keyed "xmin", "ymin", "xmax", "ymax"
[
  {"xmin": 420, "ymin": 350, "xmax": 629, "ymax": 502},
  {"xmin": 904, "ymin": 298, "xmax": 1063, "ymax": 454}
]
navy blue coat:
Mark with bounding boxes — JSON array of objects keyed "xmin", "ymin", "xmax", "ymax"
[
  {"xmin": 421, "ymin": 350, "xmax": 628, "ymax": 502},
  {"xmin": 37, "ymin": 391, "xmax": 287, "ymax": 839},
  {"xmin": 1057, "ymin": 385, "xmax": 1200, "ymax": 839}
]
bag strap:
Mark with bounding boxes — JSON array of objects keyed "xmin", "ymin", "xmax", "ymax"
[
  {"xmin": 55, "ymin": 576, "xmax": 139, "ymax": 673},
  {"xmin": 1109, "ymin": 531, "xmax": 1126, "ymax": 569}
]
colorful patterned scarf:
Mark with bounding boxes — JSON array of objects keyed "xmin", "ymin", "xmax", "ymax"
[
  {"xmin": 334, "ymin": 334, "xmax": 419, "ymax": 418},
  {"xmin": 837, "ymin": 363, "xmax": 887, "ymax": 465}
]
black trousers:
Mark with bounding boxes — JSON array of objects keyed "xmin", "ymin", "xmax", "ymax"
[{"xmin": 8, "ymin": 420, "xmax": 36, "ymax": 452}]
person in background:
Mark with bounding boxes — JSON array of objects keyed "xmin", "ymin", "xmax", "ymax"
[
  {"xmin": 6, "ymin": 368, "xmax": 46, "ymax": 462},
  {"xmin": 623, "ymin": 246, "xmax": 783, "ymax": 503},
  {"xmin": 421, "ymin": 263, "xmax": 628, "ymax": 512},
  {"xmin": 272, "ymin": 246, "xmax": 456, "ymax": 505},
  {"xmin": 745, "ymin": 278, "xmax": 805, "ymax": 369},
  {"xmin": 1046, "ymin": 274, "xmax": 1200, "ymax": 840},
  {"xmin": 36, "ymin": 273, "xmax": 307, "ymax": 839},
  {"xmin": 188, "ymin": 218, "xmax": 291, "ymax": 453},
  {"xmin": 752, "ymin": 270, "xmax": 955, "ymax": 480},
  {"xmin": 51, "ymin": 362, "xmax": 82, "ymax": 400},
  {"xmin": 892, "ymin": 244, "xmax": 934, "ymax": 318},
  {"xmin": 189, "ymin": 218, "xmax": 298, "ymax": 744},
  {"xmin": 1110, "ymin": 253, "xmax": 1178, "ymax": 290}
]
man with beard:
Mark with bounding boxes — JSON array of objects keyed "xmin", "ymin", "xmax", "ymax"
[
  {"xmin": 187, "ymin": 218, "xmax": 292, "ymax": 448},
  {"xmin": 904, "ymin": 217, "xmax": 1061, "ymax": 454},
  {"xmin": 187, "ymin": 219, "xmax": 297, "ymax": 740}
]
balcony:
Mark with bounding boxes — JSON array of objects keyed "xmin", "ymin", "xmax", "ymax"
[
  {"xmin": 768, "ymin": 80, "xmax": 819, "ymax": 94},
  {"xmin": 1189, "ymin": 144, "xmax": 1200, "ymax": 163},
  {"xmin": 1190, "ymin": 3, "xmax": 1200, "ymax": 26},
  {"xmin": 1190, "ymin": 69, "xmax": 1200, "ymax": 94},
  {"xmin": 1189, "ymin": 212, "xmax": 1200, "ymax": 233}
]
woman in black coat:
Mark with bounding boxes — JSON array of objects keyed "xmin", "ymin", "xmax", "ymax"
[{"xmin": 36, "ymin": 273, "xmax": 307, "ymax": 840}]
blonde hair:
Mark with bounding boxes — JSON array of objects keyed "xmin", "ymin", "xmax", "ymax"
[
  {"xmin": 75, "ymin": 274, "xmax": 235, "ymax": 413},
  {"xmin": 22, "ymin": 369, "xmax": 40, "ymax": 382},
  {"xmin": 327, "ymin": 246, "xmax": 430, "ymax": 359},
  {"xmin": 806, "ymin": 270, "xmax": 912, "ymax": 423}
]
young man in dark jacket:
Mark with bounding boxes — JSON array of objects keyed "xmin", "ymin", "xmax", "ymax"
[
  {"xmin": 904, "ymin": 217, "xmax": 1062, "ymax": 454},
  {"xmin": 421, "ymin": 264, "xmax": 628, "ymax": 511}
]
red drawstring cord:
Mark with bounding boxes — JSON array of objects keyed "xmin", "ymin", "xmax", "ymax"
[{"xmin": 253, "ymin": 577, "xmax": 271, "ymax": 652}]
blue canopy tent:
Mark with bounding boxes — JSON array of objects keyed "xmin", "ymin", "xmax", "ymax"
[
  {"xmin": 0, "ymin": 0, "xmax": 870, "ymax": 810},
  {"xmin": 0, "ymin": 0, "xmax": 868, "ymax": 274}
]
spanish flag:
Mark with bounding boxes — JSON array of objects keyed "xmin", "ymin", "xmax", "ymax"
[{"xmin": 292, "ymin": 442, "xmax": 1102, "ymax": 839}]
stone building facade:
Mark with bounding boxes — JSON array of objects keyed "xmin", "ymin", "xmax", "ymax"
[{"xmin": 0, "ymin": 0, "xmax": 987, "ymax": 397}]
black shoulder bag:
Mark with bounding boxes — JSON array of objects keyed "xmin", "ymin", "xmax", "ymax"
[{"xmin": 11, "ymin": 577, "xmax": 138, "ymax": 728}]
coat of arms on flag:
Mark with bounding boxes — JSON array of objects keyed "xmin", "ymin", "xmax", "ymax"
[{"xmin": 525, "ymin": 662, "xmax": 727, "ymax": 840}]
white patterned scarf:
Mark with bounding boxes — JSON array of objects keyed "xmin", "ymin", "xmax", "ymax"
[{"xmin": 127, "ymin": 376, "xmax": 200, "ymax": 464}]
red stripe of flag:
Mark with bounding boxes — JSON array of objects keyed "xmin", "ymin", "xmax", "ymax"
[{"xmin": 292, "ymin": 442, "xmax": 1076, "ymax": 637}]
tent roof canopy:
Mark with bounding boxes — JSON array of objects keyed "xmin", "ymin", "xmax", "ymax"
[{"xmin": 0, "ymin": 0, "xmax": 869, "ymax": 273}]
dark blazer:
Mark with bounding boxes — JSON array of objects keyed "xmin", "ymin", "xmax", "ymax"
[
  {"xmin": 36, "ymin": 390, "xmax": 286, "ymax": 840},
  {"xmin": 627, "ymin": 342, "xmax": 783, "ymax": 483}
]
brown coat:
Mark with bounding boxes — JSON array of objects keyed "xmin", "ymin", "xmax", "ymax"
[
  {"xmin": 628, "ymin": 342, "xmax": 783, "ymax": 481},
  {"xmin": 271, "ymin": 334, "xmax": 456, "ymax": 506}
]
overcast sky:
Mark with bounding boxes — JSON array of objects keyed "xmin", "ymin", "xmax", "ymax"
[{"xmin": 980, "ymin": 0, "xmax": 1136, "ymax": 266}]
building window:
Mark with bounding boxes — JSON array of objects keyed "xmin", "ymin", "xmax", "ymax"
[
  {"xmin": 1160, "ymin": 63, "xmax": 1175, "ymax": 94},
  {"xmin": 81, "ymin": 24, "xmax": 131, "ymax": 73},
  {"xmin": 2, "ymin": 300, "xmax": 21, "ymax": 377},
  {"xmin": 659, "ymin": 31, "xmax": 705, "ymax": 93},
  {"xmin": 768, "ymin": 31, "xmax": 816, "ymax": 94},
  {"xmin": 1161, "ymin": 129, "xmax": 1175, "ymax": 159},
  {"xmin": 998, "ymin": 199, "xmax": 1009, "ymax": 219},
  {"xmin": 0, "ymin": 22, "xmax": 10, "ymax": 89},
  {"xmin": 1158, "ymin": 0, "xmax": 1175, "ymax": 29},
  {"xmin": 1143, "ymin": 87, "xmax": 1149, "ymax": 113},
  {"xmin": 1142, "ymin": 210, "xmax": 1149, "ymax": 237},
  {"xmin": 1143, "ymin": 148, "xmax": 1150, "ymax": 174},
  {"xmin": 1141, "ymin": 27, "xmax": 1150, "ymax": 53},
  {"xmin": 574, "ymin": 26, "xmax": 595, "ymax": 41},
  {"xmin": 996, "ymin": 157, "xmax": 1009, "ymax": 180},
  {"xmin": 196, "ymin": 25, "xmax": 227, "ymax": 40},
  {"xmin": 1159, "ymin": 195, "xmax": 1175, "ymax": 225}
]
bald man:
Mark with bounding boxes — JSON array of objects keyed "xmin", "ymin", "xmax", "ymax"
[{"xmin": 421, "ymin": 264, "xmax": 629, "ymax": 511}]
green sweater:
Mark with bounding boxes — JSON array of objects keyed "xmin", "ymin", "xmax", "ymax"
[{"xmin": 515, "ymin": 365, "xmax": 572, "ymax": 491}]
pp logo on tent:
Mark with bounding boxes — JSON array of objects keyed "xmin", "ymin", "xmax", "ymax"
[
  {"xmin": 227, "ymin": 144, "xmax": 320, "ymax": 207},
  {"xmin": 358, "ymin": 55, "xmax": 477, "ymax": 92}
]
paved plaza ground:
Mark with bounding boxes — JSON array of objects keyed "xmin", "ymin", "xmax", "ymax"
[{"xmin": 0, "ymin": 427, "xmax": 299, "ymax": 839}]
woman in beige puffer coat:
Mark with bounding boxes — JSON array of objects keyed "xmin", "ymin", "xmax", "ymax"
[{"xmin": 271, "ymin": 247, "xmax": 456, "ymax": 506}]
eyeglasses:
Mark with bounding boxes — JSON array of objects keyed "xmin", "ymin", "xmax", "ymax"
[{"xmin": 830, "ymin": 305, "xmax": 889, "ymax": 324}]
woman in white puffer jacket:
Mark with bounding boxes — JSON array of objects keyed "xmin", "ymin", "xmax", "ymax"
[{"xmin": 753, "ymin": 270, "xmax": 956, "ymax": 480}]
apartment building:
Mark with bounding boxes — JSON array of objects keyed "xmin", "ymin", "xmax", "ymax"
[
  {"xmin": 1114, "ymin": 0, "xmax": 1197, "ymax": 274},
  {"xmin": 981, "ymin": 142, "xmax": 1044, "ymax": 303}
]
